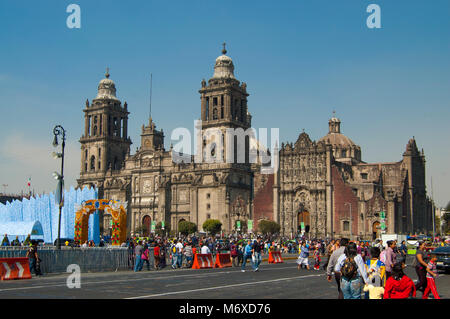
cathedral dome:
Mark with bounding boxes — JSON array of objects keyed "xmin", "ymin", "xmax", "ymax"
[
  {"xmin": 211, "ymin": 44, "xmax": 236, "ymax": 79},
  {"xmin": 95, "ymin": 68, "xmax": 119, "ymax": 101},
  {"xmin": 318, "ymin": 115, "xmax": 361, "ymax": 163}
]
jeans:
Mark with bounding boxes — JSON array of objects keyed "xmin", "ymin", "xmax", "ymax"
[
  {"xmin": 242, "ymin": 254, "xmax": 252, "ymax": 270},
  {"xmin": 176, "ymin": 253, "xmax": 182, "ymax": 268},
  {"xmin": 29, "ymin": 258, "xmax": 37, "ymax": 275},
  {"xmin": 134, "ymin": 255, "xmax": 143, "ymax": 272},
  {"xmin": 341, "ymin": 277, "xmax": 362, "ymax": 299},
  {"xmin": 252, "ymin": 252, "xmax": 262, "ymax": 270}
]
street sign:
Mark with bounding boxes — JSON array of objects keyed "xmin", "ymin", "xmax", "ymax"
[
  {"xmin": 151, "ymin": 221, "xmax": 156, "ymax": 233},
  {"xmin": 248, "ymin": 220, "xmax": 253, "ymax": 233}
]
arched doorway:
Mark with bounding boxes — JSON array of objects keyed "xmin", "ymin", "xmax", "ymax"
[
  {"xmin": 372, "ymin": 221, "xmax": 380, "ymax": 240},
  {"xmin": 297, "ymin": 210, "xmax": 310, "ymax": 234},
  {"xmin": 142, "ymin": 215, "xmax": 151, "ymax": 237}
]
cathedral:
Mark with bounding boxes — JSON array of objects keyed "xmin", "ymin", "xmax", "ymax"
[{"xmin": 77, "ymin": 47, "xmax": 433, "ymax": 240}]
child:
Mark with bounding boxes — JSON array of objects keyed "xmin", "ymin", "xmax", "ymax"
[
  {"xmin": 363, "ymin": 283, "xmax": 384, "ymax": 299},
  {"xmin": 313, "ymin": 246, "xmax": 321, "ymax": 270},
  {"xmin": 383, "ymin": 262, "xmax": 416, "ymax": 299},
  {"xmin": 423, "ymin": 254, "xmax": 440, "ymax": 299}
]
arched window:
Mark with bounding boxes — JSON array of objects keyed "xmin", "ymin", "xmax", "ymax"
[{"xmin": 90, "ymin": 156, "xmax": 96, "ymax": 171}]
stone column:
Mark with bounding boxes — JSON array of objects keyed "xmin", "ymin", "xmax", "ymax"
[{"xmin": 326, "ymin": 146, "xmax": 333, "ymax": 238}]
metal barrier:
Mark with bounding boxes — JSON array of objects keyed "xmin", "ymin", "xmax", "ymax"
[{"xmin": 0, "ymin": 246, "xmax": 139, "ymax": 274}]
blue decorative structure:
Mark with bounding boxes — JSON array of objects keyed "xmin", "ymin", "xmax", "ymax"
[{"xmin": 0, "ymin": 186, "xmax": 98, "ymax": 243}]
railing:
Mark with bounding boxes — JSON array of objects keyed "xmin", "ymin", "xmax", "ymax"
[{"xmin": 0, "ymin": 246, "xmax": 134, "ymax": 274}]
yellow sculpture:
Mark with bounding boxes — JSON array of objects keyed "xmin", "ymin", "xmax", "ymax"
[{"xmin": 74, "ymin": 200, "xmax": 127, "ymax": 246}]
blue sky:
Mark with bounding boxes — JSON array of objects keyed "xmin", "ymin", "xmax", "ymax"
[{"xmin": 0, "ymin": 0, "xmax": 449, "ymax": 207}]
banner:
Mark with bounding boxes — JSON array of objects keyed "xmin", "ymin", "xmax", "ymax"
[
  {"xmin": 247, "ymin": 219, "xmax": 253, "ymax": 233},
  {"xmin": 151, "ymin": 221, "xmax": 156, "ymax": 233},
  {"xmin": 236, "ymin": 220, "xmax": 241, "ymax": 231}
]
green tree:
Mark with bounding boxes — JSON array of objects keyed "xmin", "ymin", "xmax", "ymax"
[
  {"xmin": 258, "ymin": 220, "xmax": 281, "ymax": 235},
  {"xmin": 202, "ymin": 219, "xmax": 222, "ymax": 235},
  {"xmin": 178, "ymin": 221, "xmax": 198, "ymax": 236},
  {"xmin": 445, "ymin": 201, "xmax": 450, "ymax": 212}
]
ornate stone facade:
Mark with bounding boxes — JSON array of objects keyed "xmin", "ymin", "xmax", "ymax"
[
  {"xmin": 274, "ymin": 116, "xmax": 433, "ymax": 239},
  {"xmin": 78, "ymin": 48, "xmax": 254, "ymax": 237}
]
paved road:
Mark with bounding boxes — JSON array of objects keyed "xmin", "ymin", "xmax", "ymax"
[{"xmin": 0, "ymin": 259, "xmax": 448, "ymax": 299}]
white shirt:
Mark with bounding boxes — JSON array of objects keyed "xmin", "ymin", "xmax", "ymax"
[
  {"xmin": 175, "ymin": 242, "xmax": 184, "ymax": 253},
  {"xmin": 201, "ymin": 245, "xmax": 211, "ymax": 254}
]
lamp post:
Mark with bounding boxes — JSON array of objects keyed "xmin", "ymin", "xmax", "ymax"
[
  {"xmin": 344, "ymin": 202, "xmax": 352, "ymax": 241},
  {"xmin": 52, "ymin": 125, "xmax": 66, "ymax": 250}
]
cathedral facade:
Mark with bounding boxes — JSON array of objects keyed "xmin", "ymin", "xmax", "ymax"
[
  {"xmin": 77, "ymin": 48, "xmax": 255, "ymax": 237},
  {"xmin": 77, "ymin": 48, "xmax": 433, "ymax": 239},
  {"xmin": 273, "ymin": 116, "xmax": 434, "ymax": 240}
]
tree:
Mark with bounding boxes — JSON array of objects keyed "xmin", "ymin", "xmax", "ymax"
[
  {"xmin": 446, "ymin": 201, "xmax": 450, "ymax": 212},
  {"xmin": 202, "ymin": 219, "xmax": 222, "ymax": 236},
  {"xmin": 178, "ymin": 221, "xmax": 197, "ymax": 236},
  {"xmin": 258, "ymin": 220, "xmax": 281, "ymax": 235}
]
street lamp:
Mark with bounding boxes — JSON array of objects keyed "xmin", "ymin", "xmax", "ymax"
[
  {"xmin": 52, "ymin": 125, "xmax": 66, "ymax": 250},
  {"xmin": 344, "ymin": 202, "xmax": 352, "ymax": 240}
]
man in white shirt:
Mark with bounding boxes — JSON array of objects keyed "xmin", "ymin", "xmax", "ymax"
[
  {"xmin": 175, "ymin": 240, "xmax": 184, "ymax": 268},
  {"xmin": 201, "ymin": 243, "xmax": 211, "ymax": 254}
]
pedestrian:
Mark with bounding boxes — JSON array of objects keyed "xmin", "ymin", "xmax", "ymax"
[
  {"xmin": 134, "ymin": 241, "xmax": 143, "ymax": 272},
  {"xmin": 2, "ymin": 234, "xmax": 10, "ymax": 246},
  {"xmin": 334, "ymin": 242, "xmax": 369, "ymax": 299},
  {"xmin": 230, "ymin": 241, "xmax": 238, "ymax": 267},
  {"xmin": 141, "ymin": 243, "xmax": 150, "ymax": 271},
  {"xmin": 297, "ymin": 241, "xmax": 310, "ymax": 270},
  {"xmin": 241, "ymin": 240, "xmax": 253, "ymax": 272},
  {"xmin": 26, "ymin": 240, "xmax": 42, "ymax": 276},
  {"xmin": 201, "ymin": 241, "xmax": 211, "ymax": 254},
  {"xmin": 384, "ymin": 240, "xmax": 397, "ymax": 279},
  {"xmin": 398, "ymin": 240, "xmax": 408, "ymax": 264},
  {"xmin": 322, "ymin": 239, "xmax": 335, "ymax": 270},
  {"xmin": 413, "ymin": 241, "xmax": 429, "ymax": 296},
  {"xmin": 326, "ymin": 238, "xmax": 348, "ymax": 299},
  {"xmin": 422, "ymin": 254, "xmax": 440, "ymax": 299},
  {"xmin": 252, "ymin": 237, "xmax": 263, "ymax": 272},
  {"xmin": 313, "ymin": 245, "xmax": 321, "ymax": 270},
  {"xmin": 154, "ymin": 242, "xmax": 161, "ymax": 270},
  {"xmin": 383, "ymin": 262, "xmax": 416, "ymax": 299},
  {"xmin": 159, "ymin": 243, "xmax": 167, "ymax": 269},
  {"xmin": 184, "ymin": 242, "xmax": 194, "ymax": 268}
]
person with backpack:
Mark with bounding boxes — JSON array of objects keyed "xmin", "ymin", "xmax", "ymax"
[
  {"xmin": 326, "ymin": 238, "xmax": 348, "ymax": 299},
  {"xmin": 383, "ymin": 262, "xmax": 416, "ymax": 299},
  {"xmin": 334, "ymin": 242, "xmax": 369, "ymax": 299},
  {"xmin": 364, "ymin": 246, "xmax": 386, "ymax": 298}
]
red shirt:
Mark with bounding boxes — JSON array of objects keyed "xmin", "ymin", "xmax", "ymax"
[
  {"xmin": 154, "ymin": 246, "xmax": 160, "ymax": 257},
  {"xmin": 383, "ymin": 275, "xmax": 416, "ymax": 299}
]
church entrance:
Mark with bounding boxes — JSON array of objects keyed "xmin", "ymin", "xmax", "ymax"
[
  {"xmin": 142, "ymin": 215, "xmax": 151, "ymax": 237},
  {"xmin": 372, "ymin": 221, "xmax": 380, "ymax": 240},
  {"xmin": 297, "ymin": 210, "xmax": 310, "ymax": 234}
]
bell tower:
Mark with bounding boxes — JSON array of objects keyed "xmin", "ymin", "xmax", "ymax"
[
  {"xmin": 78, "ymin": 69, "xmax": 132, "ymax": 189},
  {"xmin": 199, "ymin": 44, "xmax": 251, "ymax": 130}
]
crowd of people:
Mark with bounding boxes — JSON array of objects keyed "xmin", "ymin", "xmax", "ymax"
[
  {"xmin": 1, "ymin": 231, "xmax": 446, "ymax": 299},
  {"xmin": 125, "ymin": 234, "xmax": 445, "ymax": 299}
]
